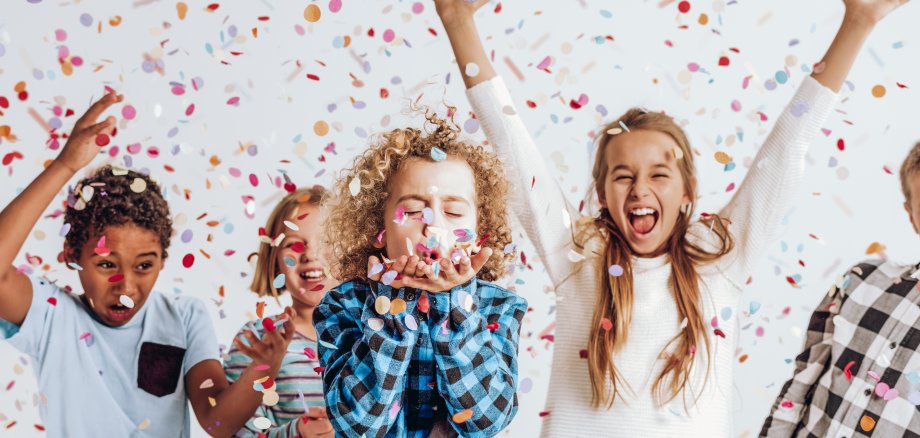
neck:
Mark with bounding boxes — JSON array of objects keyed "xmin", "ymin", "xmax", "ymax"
[{"xmin": 290, "ymin": 300, "xmax": 316, "ymax": 339}]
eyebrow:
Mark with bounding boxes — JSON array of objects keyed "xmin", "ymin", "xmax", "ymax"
[
  {"xmin": 90, "ymin": 251, "xmax": 160, "ymax": 258},
  {"xmin": 611, "ymin": 163, "xmax": 672, "ymax": 172},
  {"xmin": 395, "ymin": 194, "xmax": 473, "ymax": 206}
]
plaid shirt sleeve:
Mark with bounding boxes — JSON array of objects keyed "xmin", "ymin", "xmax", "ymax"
[
  {"xmin": 315, "ymin": 280, "xmax": 419, "ymax": 438},
  {"xmin": 760, "ymin": 273, "xmax": 848, "ymax": 436},
  {"xmin": 428, "ymin": 279, "xmax": 528, "ymax": 436}
]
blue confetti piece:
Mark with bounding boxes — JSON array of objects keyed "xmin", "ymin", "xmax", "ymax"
[
  {"xmin": 430, "ymin": 147, "xmax": 447, "ymax": 162},
  {"xmin": 273, "ymin": 273, "xmax": 286, "ymax": 289}
]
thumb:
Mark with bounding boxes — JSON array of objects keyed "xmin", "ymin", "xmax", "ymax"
[{"xmin": 470, "ymin": 246, "xmax": 493, "ymax": 272}]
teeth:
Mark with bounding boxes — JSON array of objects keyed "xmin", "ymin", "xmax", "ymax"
[
  {"xmin": 300, "ymin": 270, "xmax": 325, "ymax": 279},
  {"xmin": 630, "ymin": 208, "xmax": 656, "ymax": 216}
]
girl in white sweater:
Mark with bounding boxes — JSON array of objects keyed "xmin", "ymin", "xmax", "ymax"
[{"xmin": 433, "ymin": 0, "xmax": 909, "ymax": 436}]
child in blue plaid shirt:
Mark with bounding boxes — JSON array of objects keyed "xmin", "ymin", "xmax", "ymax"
[{"xmin": 315, "ymin": 110, "xmax": 528, "ymax": 437}]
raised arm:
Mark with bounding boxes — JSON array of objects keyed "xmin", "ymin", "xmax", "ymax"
[
  {"xmin": 436, "ymin": 0, "xmax": 582, "ymax": 288},
  {"xmin": 714, "ymin": 1, "xmax": 908, "ymax": 284},
  {"xmin": 0, "ymin": 92, "xmax": 121, "ymax": 325}
]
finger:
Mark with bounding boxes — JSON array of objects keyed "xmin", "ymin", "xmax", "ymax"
[
  {"xmin": 470, "ymin": 246, "xmax": 493, "ymax": 272},
  {"xmin": 233, "ymin": 338, "xmax": 257, "ymax": 358},
  {"xmin": 85, "ymin": 116, "xmax": 116, "ymax": 137},
  {"xmin": 441, "ymin": 257, "xmax": 462, "ymax": 282},
  {"xmin": 392, "ymin": 255, "xmax": 409, "ymax": 273},
  {"xmin": 75, "ymin": 92, "xmax": 123, "ymax": 130},
  {"xmin": 243, "ymin": 330, "xmax": 261, "ymax": 346},
  {"xmin": 281, "ymin": 317, "xmax": 295, "ymax": 343},
  {"xmin": 308, "ymin": 407, "xmax": 328, "ymax": 418},
  {"xmin": 415, "ymin": 260, "xmax": 430, "ymax": 278},
  {"xmin": 402, "ymin": 255, "xmax": 420, "ymax": 277}
]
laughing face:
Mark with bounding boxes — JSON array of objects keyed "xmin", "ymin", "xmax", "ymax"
[
  {"xmin": 70, "ymin": 224, "xmax": 164, "ymax": 326},
  {"xmin": 599, "ymin": 129, "xmax": 692, "ymax": 256},
  {"xmin": 275, "ymin": 202, "xmax": 336, "ymax": 307}
]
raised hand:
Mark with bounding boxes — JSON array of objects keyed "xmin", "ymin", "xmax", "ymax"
[
  {"xmin": 434, "ymin": 0, "xmax": 490, "ymax": 26},
  {"xmin": 843, "ymin": 0, "xmax": 910, "ymax": 25},
  {"xmin": 55, "ymin": 92, "xmax": 123, "ymax": 173},
  {"xmin": 233, "ymin": 307, "xmax": 295, "ymax": 372}
]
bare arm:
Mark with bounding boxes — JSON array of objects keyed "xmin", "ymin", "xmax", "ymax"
[{"xmin": 0, "ymin": 92, "xmax": 121, "ymax": 325}]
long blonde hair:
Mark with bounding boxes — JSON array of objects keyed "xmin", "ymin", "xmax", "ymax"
[
  {"xmin": 249, "ymin": 186, "xmax": 326, "ymax": 299},
  {"xmin": 587, "ymin": 108, "xmax": 734, "ymax": 408}
]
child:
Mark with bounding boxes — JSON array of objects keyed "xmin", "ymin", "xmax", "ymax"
[
  {"xmin": 0, "ymin": 92, "xmax": 294, "ymax": 437},
  {"xmin": 314, "ymin": 110, "xmax": 528, "ymax": 437},
  {"xmin": 761, "ymin": 140, "xmax": 920, "ymax": 437},
  {"xmin": 434, "ymin": 0, "xmax": 906, "ymax": 435},
  {"xmin": 224, "ymin": 187, "xmax": 337, "ymax": 437}
]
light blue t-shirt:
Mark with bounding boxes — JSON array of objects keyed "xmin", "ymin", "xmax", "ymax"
[{"xmin": 0, "ymin": 275, "xmax": 220, "ymax": 437}]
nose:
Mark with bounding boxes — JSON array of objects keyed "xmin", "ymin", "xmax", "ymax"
[
  {"xmin": 629, "ymin": 179, "xmax": 651, "ymax": 200},
  {"xmin": 300, "ymin": 242, "xmax": 319, "ymax": 262},
  {"xmin": 115, "ymin": 271, "xmax": 138, "ymax": 295}
]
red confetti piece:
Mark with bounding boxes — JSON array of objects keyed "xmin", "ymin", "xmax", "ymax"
[
  {"xmin": 95, "ymin": 134, "xmax": 110, "ymax": 146},
  {"xmin": 538, "ymin": 411, "xmax": 550, "ymax": 417},
  {"xmin": 713, "ymin": 328, "xmax": 726, "ymax": 338},
  {"xmin": 206, "ymin": 3, "xmax": 219, "ymax": 11},
  {"xmin": 306, "ymin": 74, "xmax": 320, "ymax": 81},
  {"xmin": 837, "ymin": 138, "xmax": 845, "ymax": 151},
  {"xmin": 678, "ymin": 1, "xmax": 690, "ymax": 13},
  {"xmin": 579, "ymin": 349, "xmax": 588, "ymax": 359},
  {"xmin": 108, "ymin": 274, "xmax": 124, "ymax": 283},
  {"xmin": 600, "ymin": 318, "xmax": 612, "ymax": 331},
  {"xmin": 182, "ymin": 253, "xmax": 195, "ymax": 268},
  {"xmin": 2, "ymin": 152, "xmax": 23, "ymax": 166},
  {"xmin": 6, "ymin": 380, "xmax": 14, "ymax": 391},
  {"xmin": 291, "ymin": 241, "xmax": 306, "ymax": 253},
  {"xmin": 418, "ymin": 292, "xmax": 430, "ymax": 313},
  {"xmin": 47, "ymin": 297, "xmax": 57, "ymax": 306},
  {"xmin": 897, "ymin": 82, "xmax": 909, "ymax": 89},
  {"xmin": 780, "ymin": 400, "xmax": 794, "ymax": 409},
  {"xmin": 785, "ymin": 276, "xmax": 798, "ymax": 286},
  {"xmin": 883, "ymin": 165, "xmax": 893, "ymax": 175},
  {"xmin": 303, "ymin": 347, "xmax": 317, "ymax": 360},
  {"xmin": 844, "ymin": 360, "xmax": 856, "ymax": 380},
  {"xmin": 380, "ymin": 88, "xmax": 389, "ymax": 99},
  {"xmin": 718, "ymin": 56, "xmax": 730, "ymax": 66},
  {"xmin": 313, "ymin": 366, "xmax": 325, "ymax": 373},
  {"xmin": 486, "ymin": 322, "xmax": 499, "ymax": 331},
  {"xmin": 262, "ymin": 317, "xmax": 276, "ymax": 332}
]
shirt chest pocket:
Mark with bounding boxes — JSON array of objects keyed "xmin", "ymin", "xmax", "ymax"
[{"xmin": 137, "ymin": 341, "xmax": 186, "ymax": 397}]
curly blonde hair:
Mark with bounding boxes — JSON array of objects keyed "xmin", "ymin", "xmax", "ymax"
[{"xmin": 325, "ymin": 109, "xmax": 513, "ymax": 282}]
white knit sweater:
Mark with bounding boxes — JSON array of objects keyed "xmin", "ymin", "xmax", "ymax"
[{"xmin": 466, "ymin": 76, "xmax": 837, "ymax": 437}]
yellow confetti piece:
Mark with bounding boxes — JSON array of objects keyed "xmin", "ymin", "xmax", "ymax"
[
  {"xmin": 452, "ymin": 409, "xmax": 473, "ymax": 424},
  {"xmin": 672, "ymin": 147, "xmax": 684, "ymax": 160},
  {"xmin": 176, "ymin": 2, "xmax": 188, "ymax": 20},
  {"xmin": 872, "ymin": 85, "xmax": 886, "ymax": 98},
  {"xmin": 138, "ymin": 419, "xmax": 151, "ymax": 430},
  {"xmin": 698, "ymin": 13, "xmax": 709, "ymax": 25},
  {"xmin": 714, "ymin": 151, "xmax": 732, "ymax": 165},
  {"xmin": 304, "ymin": 4, "xmax": 321, "ymax": 22},
  {"xmin": 860, "ymin": 415, "xmax": 876, "ymax": 432},
  {"xmin": 207, "ymin": 396, "xmax": 216, "ymax": 407},
  {"xmin": 390, "ymin": 298, "xmax": 407, "ymax": 315},
  {"xmin": 865, "ymin": 242, "xmax": 886, "ymax": 255},
  {"xmin": 314, "ymin": 120, "xmax": 329, "ymax": 136}
]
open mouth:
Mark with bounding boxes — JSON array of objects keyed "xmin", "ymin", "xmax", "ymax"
[
  {"xmin": 627, "ymin": 207, "xmax": 659, "ymax": 236},
  {"xmin": 298, "ymin": 268, "xmax": 326, "ymax": 283},
  {"xmin": 107, "ymin": 304, "xmax": 134, "ymax": 323}
]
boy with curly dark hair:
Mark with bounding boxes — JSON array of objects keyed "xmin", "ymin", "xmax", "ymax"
[{"xmin": 0, "ymin": 92, "xmax": 294, "ymax": 437}]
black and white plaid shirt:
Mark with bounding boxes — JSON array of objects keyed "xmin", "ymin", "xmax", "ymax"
[{"xmin": 762, "ymin": 259, "xmax": 920, "ymax": 437}]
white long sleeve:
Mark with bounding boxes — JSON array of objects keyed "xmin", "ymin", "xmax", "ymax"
[{"xmin": 466, "ymin": 75, "xmax": 837, "ymax": 437}]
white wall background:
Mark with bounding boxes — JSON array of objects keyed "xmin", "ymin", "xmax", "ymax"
[{"xmin": 1, "ymin": 0, "xmax": 919, "ymax": 436}]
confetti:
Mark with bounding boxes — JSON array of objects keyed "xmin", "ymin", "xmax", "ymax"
[
  {"xmin": 608, "ymin": 264, "xmax": 624, "ymax": 276},
  {"xmin": 199, "ymin": 379, "xmax": 214, "ymax": 389},
  {"xmin": 464, "ymin": 62, "xmax": 480, "ymax": 77},
  {"xmin": 253, "ymin": 417, "xmax": 272, "ymax": 430},
  {"xmin": 871, "ymin": 84, "xmax": 886, "ymax": 98},
  {"xmin": 381, "ymin": 270, "xmax": 398, "ymax": 285},
  {"xmin": 375, "ymin": 296, "xmax": 391, "ymax": 314},
  {"xmin": 119, "ymin": 295, "xmax": 135, "ymax": 309},
  {"xmin": 452, "ymin": 409, "xmax": 473, "ymax": 424},
  {"xmin": 272, "ymin": 274, "xmax": 286, "ymax": 289},
  {"xmin": 430, "ymin": 147, "xmax": 447, "ymax": 162}
]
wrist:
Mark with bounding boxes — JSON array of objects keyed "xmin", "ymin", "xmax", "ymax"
[
  {"xmin": 48, "ymin": 160, "xmax": 79, "ymax": 176},
  {"xmin": 841, "ymin": 10, "xmax": 878, "ymax": 31},
  {"xmin": 441, "ymin": 15, "xmax": 477, "ymax": 33}
]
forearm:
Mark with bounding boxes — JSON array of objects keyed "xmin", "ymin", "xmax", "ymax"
[
  {"xmin": 0, "ymin": 162, "xmax": 75, "ymax": 272},
  {"xmin": 442, "ymin": 17, "xmax": 496, "ymax": 89},
  {"xmin": 811, "ymin": 13, "xmax": 875, "ymax": 92}
]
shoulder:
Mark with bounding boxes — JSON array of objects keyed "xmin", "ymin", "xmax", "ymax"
[{"xmin": 834, "ymin": 258, "xmax": 916, "ymax": 298}]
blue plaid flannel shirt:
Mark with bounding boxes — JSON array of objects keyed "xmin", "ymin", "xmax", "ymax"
[{"xmin": 314, "ymin": 277, "xmax": 527, "ymax": 438}]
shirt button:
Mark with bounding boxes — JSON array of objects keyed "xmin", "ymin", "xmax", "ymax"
[
  {"xmin": 406, "ymin": 292, "xmax": 415, "ymax": 301},
  {"xmin": 890, "ymin": 342, "xmax": 897, "ymax": 349},
  {"xmin": 864, "ymin": 389, "xmax": 871, "ymax": 396},
  {"xmin": 431, "ymin": 297, "xmax": 437, "ymax": 304}
]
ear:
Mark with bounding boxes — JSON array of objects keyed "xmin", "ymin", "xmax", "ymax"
[
  {"xmin": 904, "ymin": 202, "xmax": 919, "ymax": 234},
  {"xmin": 683, "ymin": 176, "xmax": 697, "ymax": 205},
  {"xmin": 597, "ymin": 188, "xmax": 608, "ymax": 210}
]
